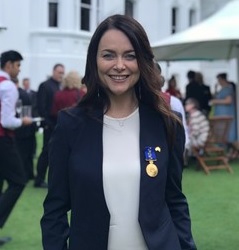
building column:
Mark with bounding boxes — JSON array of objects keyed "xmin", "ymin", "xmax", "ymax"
[{"xmin": 59, "ymin": 0, "xmax": 75, "ymax": 30}]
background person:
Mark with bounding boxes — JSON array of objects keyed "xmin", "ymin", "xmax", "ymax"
[
  {"xmin": 22, "ymin": 77, "xmax": 38, "ymax": 118},
  {"xmin": 14, "ymin": 78, "xmax": 37, "ymax": 181},
  {"xmin": 22, "ymin": 77, "xmax": 38, "ymax": 160},
  {"xmin": 166, "ymin": 75, "xmax": 183, "ymax": 101},
  {"xmin": 185, "ymin": 98, "xmax": 209, "ymax": 152},
  {"xmin": 51, "ymin": 70, "xmax": 83, "ymax": 121},
  {"xmin": 194, "ymin": 71, "xmax": 212, "ymax": 117},
  {"xmin": 210, "ymin": 73, "xmax": 238, "ymax": 159},
  {"xmin": 34, "ymin": 63, "xmax": 65, "ymax": 188},
  {"xmin": 0, "ymin": 50, "xmax": 32, "ymax": 246},
  {"xmin": 155, "ymin": 63, "xmax": 190, "ymax": 150},
  {"xmin": 41, "ymin": 14, "xmax": 196, "ymax": 250},
  {"xmin": 155, "ymin": 63, "xmax": 190, "ymax": 167},
  {"xmin": 184, "ymin": 70, "xmax": 205, "ymax": 111}
]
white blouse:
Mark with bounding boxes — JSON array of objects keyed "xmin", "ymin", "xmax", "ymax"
[{"xmin": 103, "ymin": 108, "xmax": 148, "ymax": 250}]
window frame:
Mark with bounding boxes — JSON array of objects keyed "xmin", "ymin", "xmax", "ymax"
[
  {"xmin": 189, "ymin": 8, "xmax": 196, "ymax": 27},
  {"xmin": 171, "ymin": 7, "xmax": 178, "ymax": 34},
  {"xmin": 48, "ymin": 0, "xmax": 58, "ymax": 28},
  {"xmin": 125, "ymin": 0, "xmax": 134, "ymax": 17},
  {"xmin": 80, "ymin": 0, "xmax": 91, "ymax": 31}
]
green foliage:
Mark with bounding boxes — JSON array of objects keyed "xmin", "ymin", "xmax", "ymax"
[{"xmin": 1, "ymin": 133, "xmax": 239, "ymax": 249}]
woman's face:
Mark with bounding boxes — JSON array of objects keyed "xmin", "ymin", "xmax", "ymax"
[
  {"xmin": 169, "ymin": 79, "xmax": 176, "ymax": 88},
  {"xmin": 217, "ymin": 77, "xmax": 225, "ymax": 87},
  {"xmin": 97, "ymin": 29, "xmax": 140, "ymax": 97}
]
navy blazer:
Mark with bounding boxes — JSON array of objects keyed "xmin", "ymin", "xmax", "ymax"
[{"xmin": 41, "ymin": 103, "xmax": 196, "ymax": 250}]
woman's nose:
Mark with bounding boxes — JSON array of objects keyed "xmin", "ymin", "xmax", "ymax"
[{"xmin": 113, "ymin": 57, "xmax": 126, "ymax": 71}]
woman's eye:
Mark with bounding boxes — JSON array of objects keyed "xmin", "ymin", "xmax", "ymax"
[
  {"xmin": 103, "ymin": 53, "xmax": 114, "ymax": 59},
  {"xmin": 125, "ymin": 54, "xmax": 136, "ymax": 60}
]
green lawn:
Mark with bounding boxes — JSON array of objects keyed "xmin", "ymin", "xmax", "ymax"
[
  {"xmin": 183, "ymin": 164, "xmax": 239, "ymax": 250},
  {"xmin": 1, "ymin": 133, "xmax": 239, "ymax": 249}
]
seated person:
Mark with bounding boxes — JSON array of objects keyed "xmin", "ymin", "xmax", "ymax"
[{"xmin": 185, "ymin": 98, "xmax": 210, "ymax": 153}]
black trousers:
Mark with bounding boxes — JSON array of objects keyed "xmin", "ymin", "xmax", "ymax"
[
  {"xmin": 16, "ymin": 135, "xmax": 36, "ymax": 181},
  {"xmin": 35, "ymin": 127, "xmax": 53, "ymax": 185},
  {"xmin": 0, "ymin": 137, "xmax": 26, "ymax": 228}
]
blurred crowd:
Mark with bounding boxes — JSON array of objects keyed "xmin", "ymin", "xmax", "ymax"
[
  {"xmin": 2, "ymin": 57, "xmax": 238, "ymax": 188},
  {"xmin": 2, "ymin": 55, "xmax": 237, "ymax": 186},
  {"xmin": 163, "ymin": 69, "xmax": 238, "ymax": 162}
]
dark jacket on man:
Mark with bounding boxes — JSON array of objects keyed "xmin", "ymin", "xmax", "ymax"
[{"xmin": 37, "ymin": 77, "xmax": 61, "ymax": 129}]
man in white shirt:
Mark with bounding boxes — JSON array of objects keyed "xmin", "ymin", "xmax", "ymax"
[{"xmin": 0, "ymin": 50, "xmax": 32, "ymax": 246}]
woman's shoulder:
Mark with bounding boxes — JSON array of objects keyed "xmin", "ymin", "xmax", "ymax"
[
  {"xmin": 58, "ymin": 105, "xmax": 103, "ymax": 127},
  {"xmin": 221, "ymin": 85, "xmax": 233, "ymax": 94},
  {"xmin": 57, "ymin": 106, "xmax": 88, "ymax": 127},
  {"xmin": 52, "ymin": 106, "xmax": 89, "ymax": 146},
  {"xmin": 140, "ymin": 102, "xmax": 178, "ymax": 126}
]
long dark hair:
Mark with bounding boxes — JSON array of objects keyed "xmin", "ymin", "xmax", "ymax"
[{"xmin": 79, "ymin": 14, "xmax": 180, "ymax": 145}]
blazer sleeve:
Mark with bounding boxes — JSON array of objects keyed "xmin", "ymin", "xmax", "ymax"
[
  {"xmin": 41, "ymin": 111, "xmax": 71, "ymax": 250},
  {"xmin": 165, "ymin": 121, "xmax": 197, "ymax": 250}
]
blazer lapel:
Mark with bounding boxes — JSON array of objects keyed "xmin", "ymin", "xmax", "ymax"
[{"xmin": 138, "ymin": 104, "xmax": 169, "ymax": 221}]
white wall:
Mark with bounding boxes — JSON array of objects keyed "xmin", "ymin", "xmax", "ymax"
[
  {"xmin": 200, "ymin": 0, "xmax": 232, "ymax": 19},
  {"xmin": 143, "ymin": 0, "xmax": 201, "ymax": 95},
  {"xmin": 2, "ymin": 0, "xmax": 230, "ymax": 95},
  {"xmin": 0, "ymin": 0, "xmax": 95, "ymax": 90}
]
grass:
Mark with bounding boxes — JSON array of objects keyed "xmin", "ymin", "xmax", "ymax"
[
  {"xmin": 183, "ymin": 164, "xmax": 239, "ymax": 250},
  {"xmin": 1, "ymin": 132, "xmax": 239, "ymax": 250}
]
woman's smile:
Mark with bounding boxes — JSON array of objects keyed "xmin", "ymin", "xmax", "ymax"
[{"xmin": 108, "ymin": 75, "xmax": 129, "ymax": 81}]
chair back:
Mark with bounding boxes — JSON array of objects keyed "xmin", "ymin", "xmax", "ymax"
[{"xmin": 206, "ymin": 116, "xmax": 233, "ymax": 146}]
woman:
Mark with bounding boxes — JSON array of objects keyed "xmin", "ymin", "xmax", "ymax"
[
  {"xmin": 41, "ymin": 14, "xmax": 197, "ymax": 250},
  {"xmin": 210, "ymin": 73, "xmax": 238, "ymax": 159},
  {"xmin": 166, "ymin": 75, "xmax": 182, "ymax": 100},
  {"xmin": 51, "ymin": 70, "xmax": 83, "ymax": 119}
]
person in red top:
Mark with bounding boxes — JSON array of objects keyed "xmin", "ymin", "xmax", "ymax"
[
  {"xmin": 166, "ymin": 75, "xmax": 183, "ymax": 101},
  {"xmin": 51, "ymin": 70, "xmax": 83, "ymax": 120}
]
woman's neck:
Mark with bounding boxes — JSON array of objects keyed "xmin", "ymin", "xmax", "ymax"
[{"xmin": 106, "ymin": 94, "xmax": 138, "ymax": 118}]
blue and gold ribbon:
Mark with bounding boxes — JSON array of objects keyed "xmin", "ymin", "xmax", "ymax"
[{"xmin": 144, "ymin": 147, "xmax": 159, "ymax": 177}]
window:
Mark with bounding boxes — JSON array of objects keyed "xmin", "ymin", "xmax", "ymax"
[
  {"xmin": 171, "ymin": 7, "xmax": 178, "ymax": 34},
  {"xmin": 189, "ymin": 9, "xmax": 196, "ymax": 26},
  {"xmin": 80, "ymin": 0, "xmax": 91, "ymax": 31},
  {"xmin": 125, "ymin": 0, "xmax": 134, "ymax": 17},
  {"xmin": 48, "ymin": 0, "xmax": 58, "ymax": 27}
]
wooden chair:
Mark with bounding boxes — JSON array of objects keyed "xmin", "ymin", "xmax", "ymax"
[{"xmin": 193, "ymin": 116, "xmax": 233, "ymax": 174}]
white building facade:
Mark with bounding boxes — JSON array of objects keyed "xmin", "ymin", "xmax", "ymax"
[{"xmin": 0, "ymin": 0, "xmax": 234, "ymax": 94}]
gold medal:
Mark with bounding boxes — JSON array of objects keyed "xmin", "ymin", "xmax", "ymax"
[{"xmin": 146, "ymin": 163, "xmax": 158, "ymax": 177}]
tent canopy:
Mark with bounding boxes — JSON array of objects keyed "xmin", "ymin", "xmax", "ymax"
[
  {"xmin": 151, "ymin": 0, "xmax": 239, "ymax": 137},
  {"xmin": 151, "ymin": 0, "xmax": 239, "ymax": 61}
]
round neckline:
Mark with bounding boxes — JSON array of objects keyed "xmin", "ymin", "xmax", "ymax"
[{"xmin": 104, "ymin": 107, "xmax": 139, "ymax": 121}]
